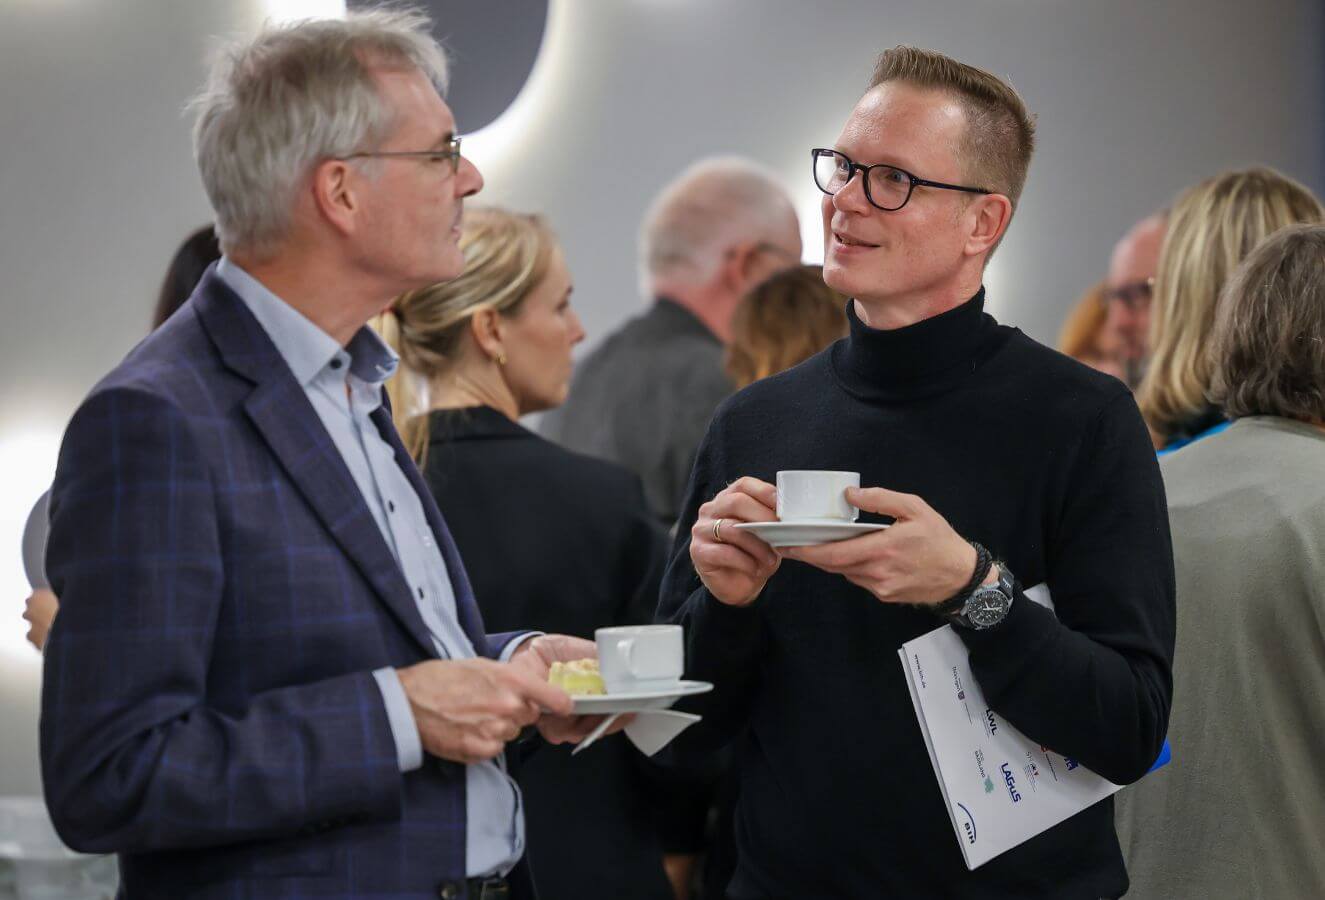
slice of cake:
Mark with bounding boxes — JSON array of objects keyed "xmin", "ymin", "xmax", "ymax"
[{"xmin": 548, "ymin": 658, "xmax": 606, "ymax": 695}]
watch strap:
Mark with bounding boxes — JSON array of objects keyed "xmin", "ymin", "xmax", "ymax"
[{"xmin": 934, "ymin": 541, "xmax": 993, "ymax": 617}]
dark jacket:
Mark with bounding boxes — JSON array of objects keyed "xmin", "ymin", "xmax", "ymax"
[
  {"xmin": 420, "ymin": 406, "xmax": 674, "ymax": 900},
  {"xmin": 539, "ymin": 299, "xmax": 732, "ymax": 525},
  {"xmin": 41, "ymin": 270, "xmax": 532, "ymax": 899}
]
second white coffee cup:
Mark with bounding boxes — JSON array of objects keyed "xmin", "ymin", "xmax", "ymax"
[
  {"xmin": 776, "ymin": 470, "xmax": 860, "ymax": 522},
  {"xmin": 595, "ymin": 624, "xmax": 684, "ymax": 693}
]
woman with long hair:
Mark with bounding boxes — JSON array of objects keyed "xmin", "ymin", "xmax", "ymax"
[
  {"xmin": 1136, "ymin": 167, "xmax": 1323, "ymax": 450},
  {"xmin": 378, "ymin": 207, "xmax": 674, "ymax": 900}
]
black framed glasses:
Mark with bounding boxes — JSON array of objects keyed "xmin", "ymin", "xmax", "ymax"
[
  {"xmin": 811, "ymin": 148, "xmax": 990, "ymax": 212},
  {"xmin": 1101, "ymin": 277, "xmax": 1155, "ymax": 312},
  {"xmin": 340, "ymin": 135, "xmax": 463, "ymax": 175}
]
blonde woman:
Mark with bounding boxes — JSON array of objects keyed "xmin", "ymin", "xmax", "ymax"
[
  {"xmin": 1116, "ymin": 224, "xmax": 1325, "ymax": 899},
  {"xmin": 724, "ymin": 264, "xmax": 848, "ymax": 389},
  {"xmin": 1137, "ymin": 167, "xmax": 1323, "ymax": 450},
  {"xmin": 378, "ymin": 207, "xmax": 675, "ymax": 900}
]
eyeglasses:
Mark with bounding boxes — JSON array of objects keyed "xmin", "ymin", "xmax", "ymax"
[
  {"xmin": 811, "ymin": 148, "xmax": 990, "ymax": 212},
  {"xmin": 1102, "ymin": 277, "xmax": 1155, "ymax": 312},
  {"xmin": 339, "ymin": 135, "xmax": 464, "ymax": 175}
]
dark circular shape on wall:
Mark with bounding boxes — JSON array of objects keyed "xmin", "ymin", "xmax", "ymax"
[{"xmin": 349, "ymin": 0, "xmax": 549, "ymax": 133}]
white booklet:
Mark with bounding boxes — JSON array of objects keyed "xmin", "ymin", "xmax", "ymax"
[{"xmin": 899, "ymin": 585, "xmax": 1159, "ymax": 869}]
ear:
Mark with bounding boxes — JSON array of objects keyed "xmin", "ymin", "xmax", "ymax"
[
  {"xmin": 469, "ymin": 307, "xmax": 506, "ymax": 361},
  {"xmin": 963, "ymin": 193, "xmax": 1014, "ymax": 258},
  {"xmin": 720, "ymin": 241, "xmax": 763, "ymax": 293},
  {"xmin": 310, "ymin": 158, "xmax": 360, "ymax": 239}
]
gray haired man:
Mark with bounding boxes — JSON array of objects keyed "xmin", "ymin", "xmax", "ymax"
[{"xmin": 542, "ymin": 158, "xmax": 802, "ymax": 526}]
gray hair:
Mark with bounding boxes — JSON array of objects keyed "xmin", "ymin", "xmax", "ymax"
[
  {"xmin": 191, "ymin": 7, "xmax": 448, "ymax": 257},
  {"xmin": 639, "ymin": 157, "xmax": 797, "ymax": 292},
  {"xmin": 1208, "ymin": 223, "xmax": 1325, "ymax": 423}
]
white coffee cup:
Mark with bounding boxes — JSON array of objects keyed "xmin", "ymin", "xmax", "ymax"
[
  {"xmin": 595, "ymin": 624, "xmax": 684, "ymax": 693},
  {"xmin": 776, "ymin": 470, "xmax": 860, "ymax": 522}
]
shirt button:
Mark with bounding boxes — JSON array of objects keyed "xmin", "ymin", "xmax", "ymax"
[
  {"xmin": 330, "ymin": 358, "xmax": 343, "ymax": 370},
  {"xmin": 422, "ymin": 535, "xmax": 433, "ymax": 548}
]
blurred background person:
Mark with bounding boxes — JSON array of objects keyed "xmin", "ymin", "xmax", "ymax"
[
  {"xmin": 1056, "ymin": 281, "xmax": 1126, "ymax": 381},
  {"xmin": 1137, "ymin": 167, "xmax": 1323, "ymax": 451},
  {"xmin": 378, "ymin": 207, "xmax": 675, "ymax": 900},
  {"xmin": 1104, "ymin": 211, "xmax": 1166, "ymax": 386},
  {"xmin": 541, "ymin": 157, "xmax": 801, "ymax": 527},
  {"xmin": 725, "ymin": 264, "xmax": 848, "ymax": 389},
  {"xmin": 1114, "ymin": 222, "xmax": 1325, "ymax": 899},
  {"xmin": 19, "ymin": 224, "xmax": 220, "ymax": 652}
]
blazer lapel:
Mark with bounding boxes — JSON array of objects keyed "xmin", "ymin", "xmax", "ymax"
[
  {"xmin": 370, "ymin": 406, "xmax": 489, "ymax": 652},
  {"xmin": 193, "ymin": 269, "xmax": 438, "ymax": 659}
]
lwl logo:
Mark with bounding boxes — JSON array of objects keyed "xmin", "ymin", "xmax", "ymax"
[{"xmin": 985, "ymin": 709, "xmax": 999, "ymax": 735}]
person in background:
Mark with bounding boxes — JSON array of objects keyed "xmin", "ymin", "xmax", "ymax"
[
  {"xmin": 1114, "ymin": 223, "xmax": 1325, "ymax": 899},
  {"xmin": 1056, "ymin": 281, "xmax": 1126, "ymax": 381},
  {"xmin": 1136, "ymin": 167, "xmax": 1323, "ymax": 451},
  {"xmin": 20, "ymin": 223, "xmax": 221, "ymax": 652},
  {"xmin": 378, "ymin": 206, "xmax": 675, "ymax": 900},
  {"xmin": 540, "ymin": 157, "xmax": 802, "ymax": 526},
  {"xmin": 725, "ymin": 264, "xmax": 848, "ymax": 389},
  {"xmin": 1104, "ymin": 211, "xmax": 1166, "ymax": 386}
]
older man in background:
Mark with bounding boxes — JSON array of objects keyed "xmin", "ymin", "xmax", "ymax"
[
  {"xmin": 1104, "ymin": 211, "xmax": 1167, "ymax": 386},
  {"xmin": 541, "ymin": 158, "xmax": 801, "ymax": 526},
  {"xmin": 40, "ymin": 10, "xmax": 609, "ymax": 899}
]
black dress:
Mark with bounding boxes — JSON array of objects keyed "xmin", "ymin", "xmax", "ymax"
[{"xmin": 420, "ymin": 406, "xmax": 674, "ymax": 900}]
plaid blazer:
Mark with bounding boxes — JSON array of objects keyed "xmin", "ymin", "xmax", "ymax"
[{"xmin": 41, "ymin": 268, "xmax": 532, "ymax": 899}]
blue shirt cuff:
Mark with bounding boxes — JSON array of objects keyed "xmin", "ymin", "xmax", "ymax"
[
  {"xmin": 372, "ymin": 667, "xmax": 424, "ymax": 772},
  {"xmin": 499, "ymin": 632, "xmax": 544, "ymax": 663}
]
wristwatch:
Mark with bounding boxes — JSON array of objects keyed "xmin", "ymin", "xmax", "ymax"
[{"xmin": 947, "ymin": 563, "xmax": 1016, "ymax": 630}]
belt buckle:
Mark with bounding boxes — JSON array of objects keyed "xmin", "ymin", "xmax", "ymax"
[{"xmin": 476, "ymin": 876, "xmax": 509, "ymax": 900}]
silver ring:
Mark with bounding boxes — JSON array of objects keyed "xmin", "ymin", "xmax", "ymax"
[{"xmin": 712, "ymin": 518, "xmax": 727, "ymax": 543}]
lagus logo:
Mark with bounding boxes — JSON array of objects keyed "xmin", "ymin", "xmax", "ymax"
[
  {"xmin": 985, "ymin": 709, "xmax": 998, "ymax": 735},
  {"xmin": 1000, "ymin": 763, "xmax": 1022, "ymax": 802},
  {"xmin": 956, "ymin": 803, "xmax": 977, "ymax": 844}
]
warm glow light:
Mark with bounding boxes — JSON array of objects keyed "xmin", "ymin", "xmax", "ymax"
[
  {"xmin": 259, "ymin": 0, "xmax": 346, "ymax": 24},
  {"xmin": 0, "ymin": 427, "xmax": 62, "ymax": 663},
  {"xmin": 461, "ymin": 0, "xmax": 567, "ymax": 183},
  {"xmin": 794, "ymin": 177, "xmax": 827, "ymax": 266}
]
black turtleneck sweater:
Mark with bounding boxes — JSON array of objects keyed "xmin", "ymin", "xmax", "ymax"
[{"xmin": 658, "ymin": 291, "xmax": 1176, "ymax": 900}]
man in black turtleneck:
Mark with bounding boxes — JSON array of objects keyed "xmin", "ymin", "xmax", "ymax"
[{"xmin": 658, "ymin": 47, "xmax": 1175, "ymax": 900}]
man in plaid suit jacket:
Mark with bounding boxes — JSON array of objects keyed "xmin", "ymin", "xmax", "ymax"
[{"xmin": 39, "ymin": 10, "xmax": 612, "ymax": 899}]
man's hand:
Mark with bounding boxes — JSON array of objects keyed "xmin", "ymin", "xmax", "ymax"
[
  {"xmin": 689, "ymin": 476, "xmax": 782, "ymax": 607},
  {"xmin": 780, "ymin": 487, "xmax": 977, "ymax": 606},
  {"xmin": 509, "ymin": 634, "xmax": 633, "ymax": 745},
  {"xmin": 22, "ymin": 588, "xmax": 58, "ymax": 651},
  {"xmin": 397, "ymin": 657, "xmax": 573, "ymax": 764}
]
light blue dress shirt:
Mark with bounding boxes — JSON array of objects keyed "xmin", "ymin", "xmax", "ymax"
[{"xmin": 216, "ymin": 258, "xmax": 527, "ymax": 877}]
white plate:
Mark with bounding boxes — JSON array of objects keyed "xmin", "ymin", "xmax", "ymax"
[
  {"xmin": 570, "ymin": 680, "xmax": 713, "ymax": 714},
  {"xmin": 732, "ymin": 520, "xmax": 890, "ymax": 547}
]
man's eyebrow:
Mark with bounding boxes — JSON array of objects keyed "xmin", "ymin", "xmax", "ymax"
[{"xmin": 429, "ymin": 129, "xmax": 456, "ymax": 150}]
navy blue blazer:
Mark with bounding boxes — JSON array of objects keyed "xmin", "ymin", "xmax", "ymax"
[{"xmin": 41, "ymin": 268, "xmax": 531, "ymax": 899}]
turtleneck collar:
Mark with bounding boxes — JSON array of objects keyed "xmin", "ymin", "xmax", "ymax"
[{"xmin": 831, "ymin": 288, "xmax": 1008, "ymax": 401}]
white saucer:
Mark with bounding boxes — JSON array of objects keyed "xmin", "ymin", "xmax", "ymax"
[
  {"xmin": 570, "ymin": 680, "xmax": 713, "ymax": 714},
  {"xmin": 732, "ymin": 520, "xmax": 890, "ymax": 547}
]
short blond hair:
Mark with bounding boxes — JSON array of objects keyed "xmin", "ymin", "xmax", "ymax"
[
  {"xmin": 870, "ymin": 46, "xmax": 1036, "ymax": 211},
  {"xmin": 1209, "ymin": 224, "xmax": 1325, "ymax": 422},
  {"xmin": 1137, "ymin": 168, "xmax": 1324, "ymax": 441}
]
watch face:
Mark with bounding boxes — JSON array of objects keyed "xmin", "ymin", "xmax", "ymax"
[{"xmin": 968, "ymin": 588, "xmax": 1010, "ymax": 628}]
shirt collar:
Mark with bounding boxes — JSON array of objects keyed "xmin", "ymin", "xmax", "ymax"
[{"xmin": 216, "ymin": 256, "xmax": 399, "ymax": 388}]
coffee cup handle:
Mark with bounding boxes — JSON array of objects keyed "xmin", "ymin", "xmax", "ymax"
[{"xmin": 617, "ymin": 638, "xmax": 639, "ymax": 675}]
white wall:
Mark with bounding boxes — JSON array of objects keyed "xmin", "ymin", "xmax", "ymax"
[{"xmin": 0, "ymin": 0, "xmax": 1320, "ymax": 795}]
